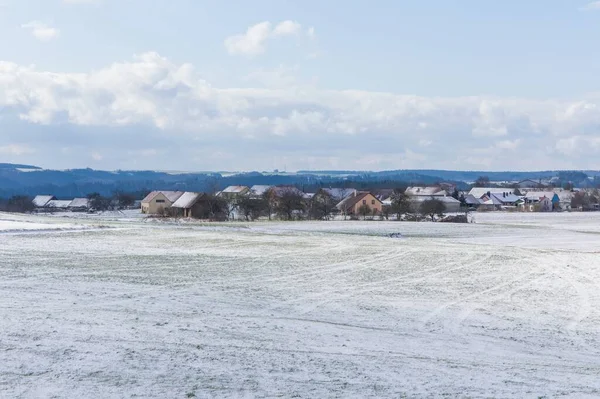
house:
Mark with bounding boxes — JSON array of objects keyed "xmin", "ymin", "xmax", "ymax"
[
  {"xmin": 171, "ymin": 192, "xmax": 204, "ymax": 218},
  {"xmin": 32, "ymin": 195, "xmax": 56, "ymax": 208},
  {"xmin": 141, "ymin": 191, "xmax": 184, "ymax": 214},
  {"xmin": 522, "ymin": 191, "xmax": 559, "ymax": 210},
  {"xmin": 538, "ymin": 196, "xmax": 554, "ymax": 212},
  {"xmin": 337, "ymin": 192, "xmax": 383, "ymax": 216},
  {"xmin": 405, "ymin": 186, "xmax": 448, "ymax": 197},
  {"xmin": 68, "ymin": 198, "xmax": 90, "ymax": 211},
  {"xmin": 46, "ymin": 200, "xmax": 73, "ymax": 210},
  {"xmin": 488, "ymin": 192, "xmax": 521, "ymax": 207},
  {"xmin": 219, "ymin": 186, "xmax": 250, "ymax": 198}
]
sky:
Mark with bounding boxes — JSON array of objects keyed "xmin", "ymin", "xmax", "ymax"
[{"xmin": 1, "ymin": 0, "xmax": 600, "ymax": 171}]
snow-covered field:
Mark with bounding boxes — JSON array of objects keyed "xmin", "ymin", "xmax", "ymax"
[{"xmin": 2, "ymin": 212, "xmax": 600, "ymax": 398}]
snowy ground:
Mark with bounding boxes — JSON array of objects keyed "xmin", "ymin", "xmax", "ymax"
[{"xmin": 2, "ymin": 212, "xmax": 600, "ymax": 398}]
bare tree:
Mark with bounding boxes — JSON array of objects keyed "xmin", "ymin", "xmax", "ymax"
[
  {"xmin": 358, "ymin": 203, "xmax": 371, "ymax": 220},
  {"xmin": 262, "ymin": 189, "xmax": 277, "ymax": 221},
  {"xmin": 419, "ymin": 198, "xmax": 446, "ymax": 221},
  {"xmin": 309, "ymin": 191, "xmax": 336, "ymax": 220},
  {"xmin": 275, "ymin": 189, "xmax": 305, "ymax": 220},
  {"xmin": 6, "ymin": 196, "xmax": 34, "ymax": 213},
  {"xmin": 238, "ymin": 196, "xmax": 268, "ymax": 221},
  {"xmin": 474, "ymin": 176, "xmax": 490, "ymax": 188},
  {"xmin": 390, "ymin": 189, "xmax": 411, "ymax": 220}
]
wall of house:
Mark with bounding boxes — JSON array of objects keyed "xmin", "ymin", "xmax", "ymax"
[
  {"xmin": 351, "ymin": 194, "xmax": 383, "ymax": 214},
  {"xmin": 141, "ymin": 192, "xmax": 173, "ymax": 214}
]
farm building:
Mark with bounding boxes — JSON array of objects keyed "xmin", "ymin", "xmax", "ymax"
[
  {"xmin": 218, "ymin": 186, "xmax": 250, "ymax": 198},
  {"xmin": 171, "ymin": 192, "xmax": 205, "ymax": 218},
  {"xmin": 68, "ymin": 198, "xmax": 90, "ymax": 211},
  {"xmin": 46, "ymin": 200, "xmax": 73, "ymax": 210},
  {"xmin": 141, "ymin": 191, "xmax": 184, "ymax": 214},
  {"xmin": 249, "ymin": 185, "xmax": 273, "ymax": 197},
  {"xmin": 32, "ymin": 195, "xmax": 56, "ymax": 208}
]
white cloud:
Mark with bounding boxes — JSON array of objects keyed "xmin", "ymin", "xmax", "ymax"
[
  {"xmin": 307, "ymin": 26, "xmax": 316, "ymax": 40},
  {"xmin": 0, "ymin": 144, "xmax": 35, "ymax": 155},
  {"xmin": 21, "ymin": 21, "xmax": 59, "ymax": 41},
  {"xmin": 224, "ymin": 22, "xmax": 272, "ymax": 56},
  {"xmin": 225, "ymin": 20, "xmax": 312, "ymax": 56},
  {"xmin": 581, "ymin": 1, "xmax": 600, "ymax": 10},
  {"xmin": 273, "ymin": 20, "xmax": 302, "ymax": 36},
  {"xmin": 2, "ymin": 52, "xmax": 600, "ymax": 169}
]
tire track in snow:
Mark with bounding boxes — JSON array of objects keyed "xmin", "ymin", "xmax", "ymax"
[
  {"xmin": 419, "ymin": 249, "xmax": 544, "ymax": 330},
  {"xmin": 285, "ymin": 250, "xmax": 490, "ymax": 316}
]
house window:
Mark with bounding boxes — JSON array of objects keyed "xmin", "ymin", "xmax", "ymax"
[
  {"xmin": 156, "ymin": 199, "xmax": 165, "ymax": 203},
  {"xmin": 362, "ymin": 200, "xmax": 366, "ymax": 205},
  {"xmin": 371, "ymin": 199, "xmax": 375, "ymax": 205}
]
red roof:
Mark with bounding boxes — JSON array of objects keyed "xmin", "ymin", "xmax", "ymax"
[{"xmin": 340, "ymin": 192, "xmax": 381, "ymax": 211}]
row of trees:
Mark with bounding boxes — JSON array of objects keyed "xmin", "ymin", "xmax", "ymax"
[
  {"xmin": 227, "ymin": 188, "xmax": 448, "ymax": 222},
  {"xmin": 2, "ymin": 187, "xmax": 450, "ymax": 221}
]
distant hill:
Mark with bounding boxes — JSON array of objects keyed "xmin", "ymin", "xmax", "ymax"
[
  {"xmin": 0, "ymin": 163, "xmax": 598, "ymax": 198},
  {"xmin": 0, "ymin": 163, "xmax": 42, "ymax": 170}
]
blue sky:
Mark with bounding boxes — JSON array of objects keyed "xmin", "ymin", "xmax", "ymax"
[{"xmin": 1, "ymin": 0, "xmax": 600, "ymax": 171}]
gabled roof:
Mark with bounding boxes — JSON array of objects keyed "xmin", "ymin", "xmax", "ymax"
[
  {"xmin": 320, "ymin": 188, "xmax": 357, "ymax": 201},
  {"xmin": 141, "ymin": 191, "xmax": 184, "ymax": 203},
  {"xmin": 221, "ymin": 185, "xmax": 250, "ymax": 194},
  {"xmin": 464, "ymin": 194, "xmax": 483, "ymax": 205},
  {"xmin": 339, "ymin": 192, "xmax": 382, "ymax": 211},
  {"xmin": 249, "ymin": 185, "xmax": 272, "ymax": 196},
  {"xmin": 468, "ymin": 187, "xmax": 516, "ymax": 199},
  {"xmin": 171, "ymin": 192, "xmax": 203, "ymax": 208},
  {"xmin": 69, "ymin": 198, "xmax": 90, "ymax": 208},
  {"xmin": 410, "ymin": 196, "xmax": 461, "ymax": 204},
  {"xmin": 489, "ymin": 193, "xmax": 521, "ymax": 204},
  {"xmin": 32, "ymin": 195, "xmax": 56, "ymax": 207},
  {"xmin": 46, "ymin": 200, "xmax": 73, "ymax": 209},
  {"xmin": 372, "ymin": 189, "xmax": 394, "ymax": 201},
  {"xmin": 405, "ymin": 186, "xmax": 447, "ymax": 196}
]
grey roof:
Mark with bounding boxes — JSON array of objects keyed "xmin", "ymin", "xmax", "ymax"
[
  {"xmin": 32, "ymin": 195, "xmax": 55, "ymax": 207},
  {"xmin": 468, "ymin": 187, "xmax": 516, "ymax": 199},
  {"xmin": 249, "ymin": 185, "xmax": 273, "ymax": 196},
  {"xmin": 46, "ymin": 200, "xmax": 73, "ymax": 209},
  {"xmin": 69, "ymin": 198, "xmax": 90, "ymax": 208},
  {"xmin": 321, "ymin": 188, "xmax": 357, "ymax": 201},
  {"xmin": 171, "ymin": 192, "xmax": 202, "ymax": 208},
  {"xmin": 221, "ymin": 185, "xmax": 249, "ymax": 194},
  {"xmin": 410, "ymin": 196, "xmax": 461, "ymax": 204},
  {"xmin": 489, "ymin": 193, "xmax": 521, "ymax": 204},
  {"xmin": 464, "ymin": 194, "xmax": 483, "ymax": 205},
  {"xmin": 405, "ymin": 186, "xmax": 448, "ymax": 197}
]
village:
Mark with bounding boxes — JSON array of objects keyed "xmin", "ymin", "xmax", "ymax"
[{"xmin": 27, "ymin": 179, "xmax": 600, "ymax": 221}]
